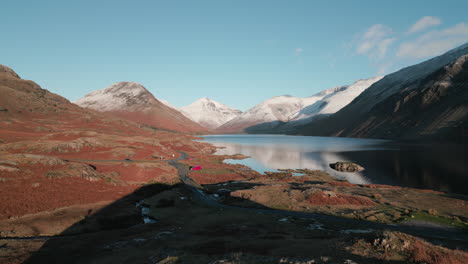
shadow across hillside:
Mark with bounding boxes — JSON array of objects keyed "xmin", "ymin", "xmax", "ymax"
[
  {"xmin": 20, "ymin": 169, "xmax": 468, "ymax": 263},
  {"xmin": 22, "ymin": 183, "xmax": 176, "ymax": 263},
  {"xmin": 20, "ymin": 182, "xmax": 416, "ymax": 264}
]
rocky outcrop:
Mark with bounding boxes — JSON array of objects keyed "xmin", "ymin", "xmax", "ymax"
[
  {"xmin": 329, "ymin": 162, "xmax": 364, "ymax": 172},
  {"xmin": 45, "ymin": 163, "xmax": 104, "ymax": 181}
]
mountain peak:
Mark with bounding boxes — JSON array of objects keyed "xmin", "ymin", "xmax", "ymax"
[
  {"xmin": 0, "ymin": 65, "xmax": 21, "ymax": 79},
  {"xmin": 75, "ymin": 83, "xmax": 205, "ymax": 132},
  {"xmin": 75, "ymin": 82, "xmax": 156, "ymax": 111},
  {"xmin": 194, "ymin": 97, "xmax": 213, "ymax": 103},
  {"xmin": 180, "ymin": 98, "xmax": 242, "ymax": 129},
  {"xmin": 271, "ymin": 95, "xmax": 293, "ymax": 99},
  {"xmin": 104, "ymin": 82, "xmax": 150, "ymax": 96}
]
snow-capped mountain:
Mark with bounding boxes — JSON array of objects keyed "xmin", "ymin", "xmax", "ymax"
[
  {"xmin": 216, "ymin": 77, "xmax": 381, "ymax": 133},
  {"xmin": 179, "ymin": 98, "xmax": 242, "ymax": 129},
  {"xmin": 75, "ymin": 82, "xmax": 206, "ymax": 132},
  {"xmin": 75, "ymin": 82, "xmax": 155, "ymax": 111},
  {"xmin": 290, "ymin": 77, "xmax": 383, "ymax": 122},
  {"xmin": 362, "ymin": 42, "xmax": 468, "ymax": 111},
  {"xmin": 300, "ymin": 42, "xmax": 468, "ymax": 140},
  {"xmin": 216, "ymin": 95, "xmax": 306, "ymax": 132}
]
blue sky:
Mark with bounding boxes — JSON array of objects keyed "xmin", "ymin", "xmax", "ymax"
[{"xmin": 2, "ymin": 0, "xmax": 468, "ymax": 111}]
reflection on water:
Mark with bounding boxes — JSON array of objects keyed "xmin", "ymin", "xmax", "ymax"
[
  {"xmin": 202, "ymin": 135, "xmax": 391, "ymax": 185},
  {"xmin": 219, "ymin": 143, "xmax": 373, "ymax": 184},
  {"xmin": 201, "ymin": 135, "xmax": 468, "ymax": 194}
]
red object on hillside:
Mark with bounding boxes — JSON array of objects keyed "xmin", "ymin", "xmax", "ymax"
[{"xmin": 190, "ymin": 166, "xmax": 202, "ymax": 171}]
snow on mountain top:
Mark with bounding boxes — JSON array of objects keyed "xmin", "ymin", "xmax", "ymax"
[
  {"xmin": 218, "ymin": 76, "xmax": 382, "ymax": 132},
  {"xmin": 311, "ymin": 85, "xmax": 347, "ymax": 97},
  {"xmin": 223, "ymin": 95, "xmax": 305, "ymax": 127},
  {"xmin": 356, "ymin": 42, "xmax": 468, "ymax": 112},
  {"xmin": 75, "ymin": 82, "xmax": 155, "ymax": 111},
  {"xmin": 85, "ymin": 82, "xmax": 148, "ymax": 97},
  {"xmin": 291, "ymin": 76, "xmax": 382, "ymax": 121},
  {"xmin": 180, "ymin": 98, "xmax": 242, "ymax": 129},
  {"xmin": 189, "ymin": 97, "xmax": 224, "ymax": 106},
  {"xmin": 193, "ymin": 97, "xmax": 212, "ymax": 102}
]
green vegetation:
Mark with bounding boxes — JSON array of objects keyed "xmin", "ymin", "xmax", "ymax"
[{"xmin": 407, "ymin": 211, "xmax": 468, "ymax": 230}]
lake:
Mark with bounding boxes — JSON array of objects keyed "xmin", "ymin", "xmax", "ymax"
[{"xmin": 201, "ymin": 134, "xmax": 468, "ymax": 195}]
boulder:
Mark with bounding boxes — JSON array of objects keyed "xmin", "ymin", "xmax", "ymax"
[{"xmin": 329, "ymin": 161, "xmax": 364, "ymax": 172}]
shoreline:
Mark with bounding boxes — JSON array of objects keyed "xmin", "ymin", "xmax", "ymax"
[
  {"xmin": 198, "ymin": 135, "xmax": 468, "ymax": 195},
  {"xmin": 1, "ymin": 132, "xmax": 467, "ymax": 263}
]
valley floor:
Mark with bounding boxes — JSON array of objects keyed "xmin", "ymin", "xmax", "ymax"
[{"xmin": 0, "ymin": 130, "xmax": 467, "ymax": 264}]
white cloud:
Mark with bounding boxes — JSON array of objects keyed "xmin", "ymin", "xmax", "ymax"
[
  {"xmin": 397, "ymin": 23, "xmax": 468, "ymax": 58},
  {"xmin": 356, "ymin": 24, "xmax": 395, "ymax": 59},
  {"xmin": 377, "ymin": 38, "xmax": 396, "ymax": 58},
  {"xmin": 407, "ymin": 16, "xmax": 441, "ymax": 34}
]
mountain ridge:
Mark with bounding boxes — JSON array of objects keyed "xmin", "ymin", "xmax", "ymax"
[
  {"xmin": 299, "ymin": 42, "xmax": 468, "ymax": 141},
  {"xmin": 216, "ymin": 77, "xmax": 381, "ymax": 133},
  {"xmin": 75, "ymin": 82, "xmax": 206, "ymax": 133},
  {"xmin": 179, "ymin": 97, "xmax": 242, "ymax": 130}
]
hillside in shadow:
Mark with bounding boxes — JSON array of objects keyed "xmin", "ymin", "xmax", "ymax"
[{"xmin": 11, "ymin": 176, "xmax": 466, "ymax": 264}]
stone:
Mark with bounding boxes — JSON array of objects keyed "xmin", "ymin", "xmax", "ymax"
[{"xmin": 329, "ymin": 162, "xmax": 364, "ymax": 172}]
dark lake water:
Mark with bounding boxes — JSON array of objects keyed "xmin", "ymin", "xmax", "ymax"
[{"xmin": 201, "ymin": 134, "xmax": 468, "ymax": 195}]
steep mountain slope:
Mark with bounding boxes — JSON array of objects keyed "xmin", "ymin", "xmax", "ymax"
[
  {"xmin": 75, "ymin": 82, "xmax": 206, "ymax": 133},
  {"xmin": 217, "ymin": 77, "xmax": 380, "ymax": 133},
  {"xmin": 216, "ymin": 95, "xmax": 305, "ymax": 133},
  {"xmin": 300, "ymin": 42, "xmax": 468, "ymax": 141},
  {"xmin": 337, "ymin": 55, "xmax": 468, "ymax": 140},
  {"xmin": 179, "ymin": 98, "xmax": 242, "ymax": 129}
]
